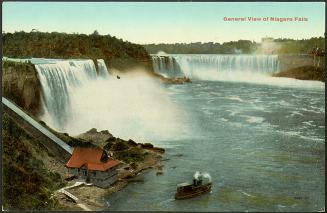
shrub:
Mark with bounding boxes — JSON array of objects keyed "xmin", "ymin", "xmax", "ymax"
[
  {"xmin": 142, "ymin": 143, "xmax": 154, "ymax": 149},
  {"xmin": 111, "ymin": 141, "xmax": 129, "ymax": 151},
  {"xmin": 2, "ymin": 114, "xmax": 64, "ymax": 210}
]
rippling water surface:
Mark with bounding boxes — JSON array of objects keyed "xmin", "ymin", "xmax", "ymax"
[{"xmin": 105, "ymin": 80, "xmax": 325, "ymax": 211}]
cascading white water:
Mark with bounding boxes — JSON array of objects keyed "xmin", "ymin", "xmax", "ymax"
[
  {"xmin": 34, "ymin": 59, "xmax": 186, "ymax": 141},
  {"xmin": 152, "ymin": 55, "xmax": 182, "ymax": 77},
  {"xmin": 97, "ymin": 59, "xmax": 110, "ymax": 78},
  {"xmin": 152, "ymin": 54, "xmax": 280, "ymax": 81},
  {"xmin": 35, "ymin": 59, "xmax": 98, "ymax": 129}
]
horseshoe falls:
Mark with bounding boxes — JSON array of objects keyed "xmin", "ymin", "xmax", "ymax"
[
  {"xmin": 151, "ymin": 54, "xmax": 325, "ymax": 88},
  {"xmin": 152, "ymin": 54, "xmax": 281, "ymax": 83}
]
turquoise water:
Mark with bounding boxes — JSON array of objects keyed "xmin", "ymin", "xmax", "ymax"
[{"xmin": 104, "ymin": 80, "xmax": 325, "ymax": 211}]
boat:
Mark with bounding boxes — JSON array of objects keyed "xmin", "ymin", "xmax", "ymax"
[{"xmin": 175, "ymin": 172, "xmax": 212, "ymax": 200}]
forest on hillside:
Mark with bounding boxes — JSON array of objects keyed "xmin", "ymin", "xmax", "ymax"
[
  {"xmin": 144, "ymin": 37, "xmax": 325, "ymax": 55},
  {"xmin": 3, "ymin": 31, "xmax": 152, "ymax": 71},
  {"xmin": 144, "ymin": 40, "xmax": 257, "ymax": 54},
  {"xmin": 275, "ymin": 37, "xmax": 325, "ymax": 54}
]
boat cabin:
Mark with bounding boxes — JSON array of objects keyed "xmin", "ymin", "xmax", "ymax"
[{"xmin": 193, "ymin": 177, "xmax": 203, "ymax": 186}]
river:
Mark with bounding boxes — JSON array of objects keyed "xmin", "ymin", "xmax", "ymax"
[
  {"xmin": 104, "ymin": 54, "xmax": 325, "ymax": 211},
  {"xmin": 32, "ymin": 54, "xmax": 325, "ymax": 211}
]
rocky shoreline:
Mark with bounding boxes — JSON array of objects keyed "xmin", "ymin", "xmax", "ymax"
[
  {"xmin": 53, "ymin": 128, "xmax": 165, "ymax": 211},
  {"xmin": 148, "ymin": 71, "xmax": 192, "ymax": 84},
  {"xmin": 160, "ymin": 76, "xmax": 192, "ymax": 84}
]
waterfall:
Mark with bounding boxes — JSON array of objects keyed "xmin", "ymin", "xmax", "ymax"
[
  {"xmin": 151, "ymin": 54, "xmax": 280, "ymax": 80},
  {"xmin": 35, "ymin": 59, "xmax": 98, "ymax": 130},
  {"xmin": 33, "ymin": 58, "xmax": 185, "ymax": 140},
  {"xmin": 97, "ymin": 59, "xmax": 110, "ymax": 78},
  {"xmin": 152, "ymin": 55, "xmax": 183, "ymax": 77}
]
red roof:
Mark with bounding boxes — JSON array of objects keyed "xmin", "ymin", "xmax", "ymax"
[{"xmin": 66, "ymin": 147, "xmax": 120, "ymax": 171}]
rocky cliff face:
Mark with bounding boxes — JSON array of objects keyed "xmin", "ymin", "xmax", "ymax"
[{"xmin": 2, "ymin": 61, "xmax": 41, "ymax": 116}]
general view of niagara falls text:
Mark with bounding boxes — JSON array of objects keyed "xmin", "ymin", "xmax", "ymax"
[{"xmin": 1, "ymin": 2, "xmax": 325, "ymax": 212}]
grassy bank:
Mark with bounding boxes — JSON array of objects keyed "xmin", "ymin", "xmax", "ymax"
[{"xmin": 2, "ymin": 113, "xmax": 66, "ymax": 210}]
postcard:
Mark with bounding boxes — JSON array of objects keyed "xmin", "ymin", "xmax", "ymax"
[{"xmin": 1, "ymin": 1, "xmax": 325, "ymax": 212}]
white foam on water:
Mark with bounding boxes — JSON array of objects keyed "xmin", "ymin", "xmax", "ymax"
[
  {"xmin": 226, "ymin": 109, "xmax": 242, "ymax": 117},
  {"xmin": 200, "ymin": 73, "xmax": 325, "ymax": 90},
  {"xmin": 302, "ymin": 121, "xmax": 315, "ymax": 127},
  {"xmin": 300, "ymin": 108, "xmax": 322, "ymax": 114},
  {"xmin": 239, "ymin": 190, "xmax": 255, "ymax": 197},
  {"xmin": 290, "ymin": 111, "xmax": 304, "ymax": 116},
  {"xmin": 276, "ymin": 129, "xmax": 325, "ymax": 143},
  {"xmin": 245, "ymin": 116, "xmax": 265, "ymax": 124},
  {"xmin": 220, "ymin": 118, "xmax": 229, "ymax": 122},
  {"xmin": 228, "ymin": 96, "xmax": 245, "ymax": 102},
  {"xmin": 278, "ymin": 100, "xmax": 292, "ymax": 107}
]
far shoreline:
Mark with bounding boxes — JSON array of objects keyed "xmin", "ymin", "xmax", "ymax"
[{"xmin": 272, "ymin": 65, "xmax": 325, "ymax": 82}]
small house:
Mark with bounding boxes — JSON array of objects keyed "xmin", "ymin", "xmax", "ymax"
[{"xmin": 65, "ymin": 147, "xmax": 120, "ymax": 188}]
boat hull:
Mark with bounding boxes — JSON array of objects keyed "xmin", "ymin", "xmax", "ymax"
[{"xmin": 175, "ymin": 183, "xmax": 212, "ymax": 200}]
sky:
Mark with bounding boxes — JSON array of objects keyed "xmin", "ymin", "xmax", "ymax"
[{"xmin": 2, "ymin": 2, "xmax": 325, "ymax": 44}]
